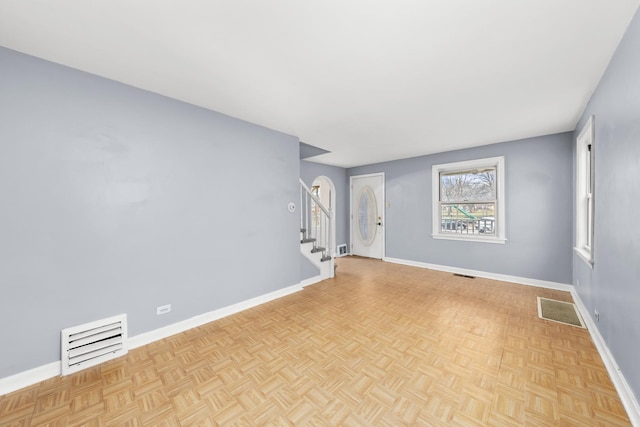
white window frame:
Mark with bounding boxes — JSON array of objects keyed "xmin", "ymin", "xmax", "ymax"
[
  {"xmin": 575, "ymin": 116, "xmax": 595, "ymax": 267},
  {"xmin": 432, "ymin": 156, "xmax": 506, "ymax": 244}
]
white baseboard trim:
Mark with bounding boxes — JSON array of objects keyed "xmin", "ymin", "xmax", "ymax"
[
  {"xmin": 0, "ymin": 362, "xmax": 60, "ymax": 397},
  {"xmin": 383, "ymin": 257, "xmax": 573, "ymax": 292},
  {"xmin": 0, "ymin": 282, "xmax": 304, "ymax": 397},
  {"xmin": 300, "ymin": 275, "xmax": 324, "ymax": 287},
  {"xmin": 128, "ymin": 283, "xmax": 303, "ymax": 349},
  {"xmin": 571, "ymin": 290, "xmax": 640, "ymax": 426}
]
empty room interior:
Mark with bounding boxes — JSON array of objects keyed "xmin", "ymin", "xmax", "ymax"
[{"xmin": 2, "ymin": 1, "xmax": 640, "ymax": 425}]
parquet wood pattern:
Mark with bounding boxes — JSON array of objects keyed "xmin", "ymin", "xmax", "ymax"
[{"xmin": 0, "ymin": 257, "xmax": 631, "ymax": 426}]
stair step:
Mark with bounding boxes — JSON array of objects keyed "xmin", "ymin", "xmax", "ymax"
[
  {"xmin": 310, "ymin": 247, "xmax": 325, "ymax": 254},
  {"xmin": 320, "ymin": 256, "xmax": 332, "ymax": 262},
  {"xmin": 301, "ymin": 238, "xmax": 316, "ymax": 244}
]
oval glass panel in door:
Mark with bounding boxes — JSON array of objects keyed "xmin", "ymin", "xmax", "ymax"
[{"xmin": 358, "ymin": 185, "xmax": 378, "ymax": 246}]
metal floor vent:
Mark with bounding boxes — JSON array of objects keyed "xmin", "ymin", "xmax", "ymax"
[{"xmin": 61, "ymin": 314, "xmax": 128, "ymax": 375}]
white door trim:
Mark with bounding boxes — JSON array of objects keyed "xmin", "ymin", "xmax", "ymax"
[{"xmin": 350, "ymin": 172, "xmax": 385, "ymax": 259}]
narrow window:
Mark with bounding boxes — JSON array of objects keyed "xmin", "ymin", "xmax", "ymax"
[{"xmin": 575, "ymin": 116, "xmax": 595, "ymax": 266}]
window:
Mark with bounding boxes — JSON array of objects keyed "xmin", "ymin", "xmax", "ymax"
[
  {"xmin": 575, "ymin": 116, "xmax": 595, "ymax": 266},
  {"xmin": 432, "ymin": 156, "xmax": 506, "ymax": 243}
]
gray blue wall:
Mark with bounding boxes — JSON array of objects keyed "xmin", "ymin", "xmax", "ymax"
[
  {"xmin": 0, "ymin": 47, "xmax": 301, "ymax": 378},
  {"xmin": 573, "ymin": 7, "xmax": 640, "ymax": 399},
  {"xmin": 348, "ymin": 133, "xmax": 573, "ymax": 284}
]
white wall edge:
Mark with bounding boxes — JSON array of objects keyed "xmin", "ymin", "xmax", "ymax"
[
  {"xmin": 571, "ymin": 290, "xmax": 640, "ymax": 426},
  {"xmin": 383, "ymin": 257, "xmax": 573, "ymax": 292},
  {"xmin": 0, "ymin": 361, "xmax": 60, "ymax": 397},
  {"xmin": 301, "ymin": 241, "xmax": 323, "ymax": 269},
  {"xmin": 301, "ymin": 275, "xmax": 324, "ymax": 287},
  {"xmin": 0, "ymin": 282, "xmax": 304, "ymax": 397},
  {"xmin": 128, "ymin": 283, "xmax": 304, "ymax": 349}
]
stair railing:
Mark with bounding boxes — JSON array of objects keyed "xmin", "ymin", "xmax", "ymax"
[{"xmin": 299, "ymin": 179, "xmax": 333, "ymax": 263}]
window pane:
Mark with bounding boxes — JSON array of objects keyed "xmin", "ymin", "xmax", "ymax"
[
  {"xmin": 586, "ymin": 197, "xmax": 592, "ymax": 248},
  {"xmin": 440, "ymin": 203, "xmax": 495, "ymax": 235},
  {"xmin": 440, "ymin": 169, "xmax": 496, "ymax": 203},
  {"xmin": 586, "ymin": 148, "xmax": 592, "ymax": 194},
  {"xmin": 358, "ymin": 186, "xmax": 377, "ymax": 246}
]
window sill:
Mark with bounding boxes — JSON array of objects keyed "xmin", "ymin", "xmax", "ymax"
[
  {"xmin": 432, "ymin": 234, "xmax": 506, "ymax": 244},
  {"xmin": 574, "ymin": 247, "xmax": 594, "ymax": 268}
]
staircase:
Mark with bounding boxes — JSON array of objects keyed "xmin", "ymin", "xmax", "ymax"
[{"xmin": 299, "ymin": 179, "xmax": 334, "ymax": 279}]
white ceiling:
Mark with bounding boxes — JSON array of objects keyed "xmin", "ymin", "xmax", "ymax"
[{"xmin": 1, "ymin": 1, "xmax": 638, "ymax": 167}]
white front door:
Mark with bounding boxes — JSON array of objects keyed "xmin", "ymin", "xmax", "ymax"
[{"xmin": 351, "ymin": 173, "xmax": 384, "ymax": 259}]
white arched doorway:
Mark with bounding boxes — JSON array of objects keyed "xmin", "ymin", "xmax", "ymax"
[{"xmin": 311, "ymin": 175, "xmax": 337, "ymax": 258}]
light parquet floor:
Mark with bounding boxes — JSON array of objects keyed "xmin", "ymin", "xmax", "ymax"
[{"xmin": 0, "ymin": 256, "xmax": 631, "ymax": 426}]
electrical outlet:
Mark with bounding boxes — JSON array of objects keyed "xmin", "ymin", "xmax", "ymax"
[
  {"xmin": 157, "ymin": 304, "xmax": 171, "ymax": 315},
  {"xmin": 594, "ymin": 310, "xmax": 599, "ymax": 322}
]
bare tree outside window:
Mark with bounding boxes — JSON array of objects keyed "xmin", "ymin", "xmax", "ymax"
[
  {"xmin": 439, "ymin": 169, "xmax": 496, "ymax": 235},
  {"xmin": 432, "ymin": 157, "xmax": 505, "ymax": 242}
]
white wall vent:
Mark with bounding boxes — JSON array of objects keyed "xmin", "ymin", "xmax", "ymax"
[{"xmin": 61, "ymin": 314, "xmax": 128, "ymax": 376}]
